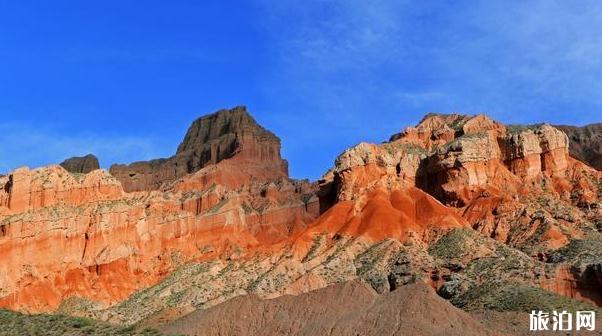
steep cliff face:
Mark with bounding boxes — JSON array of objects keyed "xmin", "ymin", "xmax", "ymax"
[
  {"xmin": 315, "ymin": 113, "xmax": 601, "ymax": 308},
  {"xmin": 325, "ymin": 114, "xmax": 584, "ymax": 210},
  {"xmin": 0, "ymin": 171, "xmax": 316, "ymax": 312},
  {"xmin": 384, "ymin": 115, "xmax": 599, "ymax": 244},
  {"xmin": 0, "ymin": 107, "xmax": 316, "ymax": 313},
  {"xmin": 421, "ymin": 123, "xmax": 573, "ymax": 206},
  {"xmin": 87, "ymin": 113, "xmax": 600, "ymax": 328},
  {"xmin": 59, "ymin": 154, "xmax": 100, "ymax": 174},
  {"xmin": 0, "ymin": 110, "xmax": 600, "ymax": 329},
  {"xmin": 0, "ymin": 166, "xmax": 122, "ymax": 215},
  {"xmin": 110, "ymin": 106, "xmax": 287, "ymax": 192},
  {"xmin": 555, "ymin": 123, "xmax": 602, "ymax": 170}
]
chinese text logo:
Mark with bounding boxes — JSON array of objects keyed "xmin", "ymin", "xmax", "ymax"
[{"xmin": 529, "ymin": 310, "xmax": 595, "ymax": 331}]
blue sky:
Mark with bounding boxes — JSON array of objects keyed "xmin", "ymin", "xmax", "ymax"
[{"xmin": 0, "ymin": 1, "xmax": 600, "ymax": 179}]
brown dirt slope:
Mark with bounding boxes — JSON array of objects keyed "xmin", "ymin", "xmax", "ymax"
[{"xmin": 161, "ymin": 281, "xmax": 502, "ymax": 336}]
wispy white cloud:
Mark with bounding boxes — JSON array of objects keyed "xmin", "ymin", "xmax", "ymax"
[
  {"xmin": 281, "ymin": 0, "xmax": 409, "ymax": 71},
  {"xmin": 255, "ymin": 0, "xmax": 602, "ymax": 179},
  {"xmin": 259, "ymin": 0, "xmax": 602, "ymax": 119},
  {"xmin": 258, "ymin": 0, "xmax": 421, "ymax": 123},
  {"xmin": 456, "ymin": 0, "xmax": 602, "ymax": 105}
]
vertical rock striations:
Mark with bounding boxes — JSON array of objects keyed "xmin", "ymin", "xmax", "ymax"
[
  {"xmin": 109, "ymin": 106, "xmax": 287, "ymax": 192},
  {"xmin": 0, "ymin": 106, "xmax": 316, "ymax": 313},
  {"xmin": 0, "ymin": 109, "xmax": 600, "ymax": 326},
  {"xmin": 316, "ymin": 113, "xmax": 600, "ymax": 308}
]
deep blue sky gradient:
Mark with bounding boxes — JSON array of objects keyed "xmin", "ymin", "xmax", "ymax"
[{"xmin": 0, "ymin": 1, "xmax": 600, "ymax": 179}]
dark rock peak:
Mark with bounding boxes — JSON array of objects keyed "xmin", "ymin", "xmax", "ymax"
[
  {"xmin": 177, "ymin": 105, "xmax": 279, "ymax": 154},
  {"xmin": 109, "ymin": 106, "xmax": 287, "ymax": 192},
  {"xmin": 555, "ymin": 123, "xmax": 602, "ymax": 170},
  {"xmin": 59, "ymin": 154, "xmax": 100, "ymax": 174}
]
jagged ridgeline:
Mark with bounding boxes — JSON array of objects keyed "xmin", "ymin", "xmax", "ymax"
[
  {"xmin": 0, "ymin": 108, "xmax": 600, "ymax": 335},
  {"xmin": 109, "ymin": 106, "xmax": 288, "ymax": 192}
]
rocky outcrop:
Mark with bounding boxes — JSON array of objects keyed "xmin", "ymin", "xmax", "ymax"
[
  {"xmin": 412, "ymin": 118, "xmax": 572, "ymax": 205},
  {"xmin": 0, "ymin": 107, "xmax": 316, "ymax": 313},
  {"xmin": 110, "ymin": 106, "xmax": 287, "ymax": 192},
  {"xmin": 315, "ymin": 113, "xmax": 601, "ymax": 308},
  {"xmin": 59, "ymin": 154, "xmax": 100, "ymax": 174},
  {"xmin": 389, "ymin": 113, "xmax": 506, "ymax": 150},
  {"xmin": 555, "ymin": 123, "xmax": 602, "ymax": 170},
  {"xmin": 501, "ymin": 124, "xmax": 570, "ymax": 178},
  {"xmin": 0, "ymin": 110, "xmax": 600, "ymax": 331},
  {"xmin": 0, "ymin": 166, "xmax": 122, "ymax": 215},
  {"xmin": 0, "ymin": 170, "xmax": 316, "ymax": 312},
  {"xmin": 327, "ymin": 114, "xmax": 589, "ymax": 209}
]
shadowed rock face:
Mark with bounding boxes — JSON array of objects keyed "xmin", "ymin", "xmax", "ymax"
[
  {"xmin": 59, "ymin": 154, "xmax": 100, "ymax": 174},
  {"xmin": 110, "ymin": 106, "xmax": 287, "ymax": 192},
  {"xmin": 555, "ymin": 123, "xmax": 602, "ymax": 170}
]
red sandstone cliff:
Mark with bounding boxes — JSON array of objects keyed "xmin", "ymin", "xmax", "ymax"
[
  {"xmin": 0, "ymin": 107, "xmax": 316, "ymax": 313},
  {"xmin": 0, "ymin": 110, "xmax": 600, "ymax": 325},
  {"xmin": 109, "ymin": 106, "xmax": 287, "ymax": 192}
]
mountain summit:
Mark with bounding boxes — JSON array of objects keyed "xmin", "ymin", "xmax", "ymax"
[
  {"xmin": 110, "ymin": 106, "xmax": 288, "ymax": 192},
  {"xmin": 0, "ymin": 109, "xmax": 600, "ymax": 335}
]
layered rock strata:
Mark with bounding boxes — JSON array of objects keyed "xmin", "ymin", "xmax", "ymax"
[
  {"xmin": 0, "ymin": 107, "xmax": 316, "ymax": 313},
  {"xmin": 109, "ymin": 106, "xmax": 287, "ymax": 192},
  {"xmin": 317, "ymin": 113, "xmax": 601, "ymax": 306},
  {"xmin": 0, "ymin": 110, "xmax": 600, "ymax": 328}
]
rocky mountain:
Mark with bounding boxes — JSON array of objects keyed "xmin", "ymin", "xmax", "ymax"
[
  {"xmin": 60, "ymin": 154, "xmax": 100, "ymax": 174},
  {"xmin": 109, "ymin": 106, "xmax": 288, "ymax": 192},
  {"xmin": 555, "ymin": 123, "xmax": 602, "ymax": 170},
  {"xmin": 0, "ymin": 109, "xmax": 600, "ymax": 335},
  {"xmin": 0, "ymin": 107, "xmax": 317, "ymax": 314}
]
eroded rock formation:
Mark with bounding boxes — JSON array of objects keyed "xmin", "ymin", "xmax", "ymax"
[
  {"xmin": 555, "ymin": 123, "xmax": 602, "ymax": 170},
  {"xmin": 59, "ymin": 154, "xmax": 100, "ymax": 174},
  {"xmin": 0, "ymin": 110, "xmax": 600, "ymax": 331},
  {"xmin": 109, "ymin": 106, "xmax": 287, "ymax": 192},
  {"xmin": 315, "ymin": 113, "xmax": 601, "ymax": 306},
  {"xmin": 0, "ymin": 107, "xmax": 315, "ymax": 313}
]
